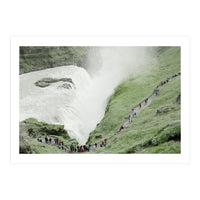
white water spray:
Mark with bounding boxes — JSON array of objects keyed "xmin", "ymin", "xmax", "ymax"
[{"xmin": 20, "ymin": 47, "xmax": 154, "ymax": 144}]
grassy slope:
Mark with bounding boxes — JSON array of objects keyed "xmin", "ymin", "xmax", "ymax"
[
  {"xmin": 20, "ymin": 47, "xmax": 88, "ymax": 74},
  {"xmin": 19, "ymin": 118, "xmax": 78, "ymax": 154},
  {"xmin": 86, "ymin": 47, "xmax": 181, "ymax": 153}
]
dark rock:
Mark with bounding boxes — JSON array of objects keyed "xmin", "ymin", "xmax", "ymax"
[
  {"xmin": 58, "ymin": 83, "xmax": 72, "ymax": 89},
  {"xmin": 95, "ymin": 135, "xmax": 102, "ymax": 139},
  {"xmin": 35, "ymin": 77, "xmax": 74, "ymax": 88}
]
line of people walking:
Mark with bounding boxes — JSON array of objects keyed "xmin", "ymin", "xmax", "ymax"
[
  {"xmin": 69, "ymin": 139, "xmax": 107, "ymax": 153},
  {"xmin": 36, "ymin": 72, "xmax": 181, "ymax": 153},
  {"xmin": 117, "ymin": 71, "xmax": 181, "ymax": 134}
]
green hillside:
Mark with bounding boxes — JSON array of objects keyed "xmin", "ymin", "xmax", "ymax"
[
  {"xmin": 19, "ymin": 46, "xmax": 181, "ymax": 154},
  {"xmin": 86, "ymin": 47, "xmax": 181, "ymax": 153},
  {"xmin": 19, "ymin": 46, "xmax": 88, "ymax": 74},
  {"xmin": 19, "ymin": 118, "xmax": 78, "ymax": 154}
]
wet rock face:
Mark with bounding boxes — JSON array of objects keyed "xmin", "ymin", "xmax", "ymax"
[
  {"xmin": 35, "ymin": 77, "xmax": 74, "ymax": 88},
  {"xmin": 35, "ymin": 81, "xmax": 50, "ymax": 87},
  {"xmin": 58, "ymin": 83, "xmax": 72, "ymax": 89}
]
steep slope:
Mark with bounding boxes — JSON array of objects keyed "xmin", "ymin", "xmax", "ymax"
[
  {"xmin": 20, "ymin": 46, "xmax": 88, "ymax": 74},
  {"xmin": 86, "ymin": 47, "xmax": 181, "ymax": 153}
]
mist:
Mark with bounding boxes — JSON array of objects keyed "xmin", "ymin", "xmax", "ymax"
[
  {"xmin": 20, "ymin": 47, "xmax": 156, "ymax": 144},
  {"xmin": 86, "ymin": 46, "xmax": 155, "ymax": 83}
]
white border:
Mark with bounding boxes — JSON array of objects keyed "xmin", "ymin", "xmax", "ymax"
[{"xmin": 11, "ymin": 36, "xmax": 190, "ymax": 164}]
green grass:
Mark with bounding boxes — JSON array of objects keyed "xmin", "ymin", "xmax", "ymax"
[
  {"xmin": 29, "ymin": 141, "xmax": 66, "ymax": 154},
  {"xmin": 86, "ymin": 47, "xmax": 181, "ymax": 154},
  {"xmin": 19, "ymin": 118, "xmax": 78, "ymax": 154},
  {"xmin": 20, "ymin": 47, "xmax": 181, "ymax": 154},
  {"xmin": 20, "ymin": 46, "xmax": 88, "ymax": 74}
]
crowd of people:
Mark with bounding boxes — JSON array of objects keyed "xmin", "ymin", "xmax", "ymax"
[
  {"xmin": 117, "ymin": 71, "xmax": 181, "ymax": 134},
  {"xmin": 36, "ymin": 72, "xmax": 181, "ymax": 153},
  {"xmin": 69, "ymin": 139, "xmax": 107, "ymax": 153}
]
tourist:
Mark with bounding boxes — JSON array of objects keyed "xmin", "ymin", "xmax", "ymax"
[
  {"xmin": 118, "ymin": 126, "xmax": 124, "ymax": 132},
  {"xmin": 129, "ymin": 114, "xmax": 132, "ymax": 122}
]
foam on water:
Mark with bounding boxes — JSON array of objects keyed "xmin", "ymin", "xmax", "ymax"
[{"xmin": 20, "ymin": 47, "xmax": 154, "ymax": 144}]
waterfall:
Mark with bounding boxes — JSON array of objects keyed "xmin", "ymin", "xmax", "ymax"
[{"xmin": 20, "ymin": 47, "xmax": 154, "ymax": 144}]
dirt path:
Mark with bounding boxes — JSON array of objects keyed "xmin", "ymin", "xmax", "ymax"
[{"xmin": 32, "ymin": 73, "xmax": 180, "ymax": 153}]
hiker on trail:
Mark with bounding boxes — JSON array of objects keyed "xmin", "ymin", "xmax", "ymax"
[
  {"xmin": 104, "ymin": 139, "xmax": 107, "ymax": 146},
  {"xmin": 179, "ymin": 72, "xmax": 181, "ymax": 75},
  {"xmin": 129, "ymin": 114, "xmax": 132, "ymax": 122},
  {"xmin": 70, "ymin": 144, "xmax": 74, "ymax": 152},
  {"xmin": 132, "ymin": 108, "xmax": 134, "ymax": 112},
  {"xmin": 37, "ymin": 138, "xmax": 39, "ymax": 142},
  {"xmin": 95, "ymin": 143, "xmax": 97, "ymax": 148},
  {"xmin": 102, "ymin": 141, "xmax": 105, "ymax": 146},
  {"xmin": 164, "ymin": 81, "xmax": 166, "ymax": 84},
  {"xmin": 145, "ymin": 98, "xmax": 148, "ymax": 104},
  {"xmin": 93, "ymin": 145, "xmax": 96, "ymax": 150},
  {"xmin": 139, "ymin": 102, "xmax": 141, "ymax": 108},
  {"xmin": 45, "ymin": 136, "xmax": 48, "ymax": 144},
  {"xmin": 161, "ymin": 82, "xmax": 164, "ymax": 86},
  {"xmin": 49, "ymin": 138, "xmax": 51, "ymax": 144},
  {"xmin": 118, "ymin": 126, "xmax": 124, "ymax": 132},
  {"xmin": 61, "ymin": 141, "xmax": 63, "ymax": 145}
]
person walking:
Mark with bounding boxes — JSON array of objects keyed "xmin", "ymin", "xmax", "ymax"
[
  {"xmin": 139, "ymin": 102, "xmax": 141, "ymax": 108},
  {"xmin": 118, "ymin": 126, "xmax": 124, "ymax": 132},
  {"xmin": 129, "ymin": 114, "xmax": 132, "ymax": 122}
]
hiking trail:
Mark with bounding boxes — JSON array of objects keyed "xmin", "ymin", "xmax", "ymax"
[{"xmin": 21, "ymin": 72, "xmax": 180, "ymax": 153}]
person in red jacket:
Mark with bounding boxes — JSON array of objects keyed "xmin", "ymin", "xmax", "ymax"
[
  {"xmin": 102, "ymin": 141, "xmax": 105, "ymax": 146},
  {"xmin": 118, "ymin": 126, "xmax": 124, "ymax": 132},
  {"xmin": 139, "ymin": 102, "xmax": 141, "ymax": 108}
]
